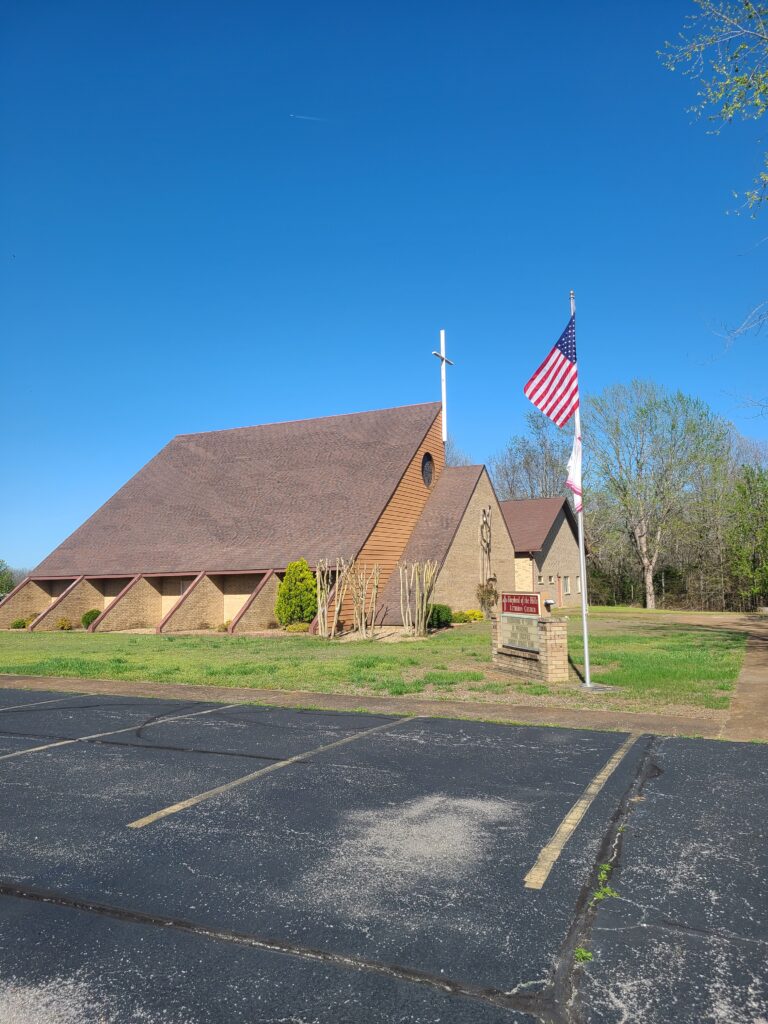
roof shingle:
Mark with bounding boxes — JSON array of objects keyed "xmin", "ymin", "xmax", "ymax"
[
  {"xmin": 499, "ymin": 497, "xmax": 576, "ymax": 553},
  {"xmin": 34, "ymin": 403, "xmax": 442, "ymax": 577}
]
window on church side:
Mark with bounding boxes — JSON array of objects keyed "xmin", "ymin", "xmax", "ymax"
[{"xmin": 421, "ymin": 453, "xmax": 434, "ymax": 487}]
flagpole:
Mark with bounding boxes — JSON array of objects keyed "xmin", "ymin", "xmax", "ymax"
[
  {"xmin": 570, "ymin": 290, "xmax": 593, "ymax": 689},
  {"xmin": 439, "ymin": 329, "xmax": 448, "ymax": 443}
]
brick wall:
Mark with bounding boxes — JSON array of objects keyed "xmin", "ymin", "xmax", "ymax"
[
  {"xmin": 221, "ymin": 574, "xmax": 260, "ymax": 621},
  {"xmin": 231, "ymin": 573, "xmax": 280, "ymax": 633},
  {"xmin": 514, "ymin": 555, "xmax": 534, "ymax": 593},
  {"xmin": 531, "ymin": 509, "xmax": 582, "ymax": 607},
  {"xmin": 0, "ymin": 579, "xmax": 64, "ymax": 629},
  {"xmin": 159, "ymin": 576, "xmax": 195, "ymax": 618},
  {"xmin": 159, "ymin": 574, "xmax": 223, "ymax": 632},
  {"xmin": 93, "ymin": 576, "xmax": 162, "ymax": 631},
  {"xmin": 432, "ymin": 470, "xmax": 516, "ymax": 613},
  {"xmin": 32, "ymin": 578, "xmax": 103, "ymax": 631},
  {"xmin": 491, "ymin": 614, "xmax": 569, "ymax": 682}
]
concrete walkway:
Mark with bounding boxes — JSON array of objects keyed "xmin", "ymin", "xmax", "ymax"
[{"xmin": 722, "ymin": 617, "xmax": 768, "ymax": 741}]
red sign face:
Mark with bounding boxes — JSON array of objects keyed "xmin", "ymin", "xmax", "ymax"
[{"xmin": 501, "ymin": 592, "xmax": 540, "ymax": 616}]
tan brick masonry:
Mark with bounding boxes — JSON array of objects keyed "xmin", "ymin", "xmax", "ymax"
[
  {"xmin": 0, "ymin": 579, "xmax": 72, "ymax": 630},
  {"xmin": 32, "ymin": 578, "xmax": 104, "ymax": 631},
  {"xmin": 491, "ymin": 614, "xmax": 569, "ymax": 683},
  {"xmin": 159, "ymin": 574, "xmax": 221, "ymax": 632},
  {"xmin": 92, "ymin": 577, "xmax": 162, "ymax": 631},
  {"xmin": 231, "ymin": 573, "xmax": 280, "ymax": 633}
]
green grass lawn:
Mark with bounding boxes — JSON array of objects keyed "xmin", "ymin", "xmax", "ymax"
[
  {"xmin": 0, "ymin": 619, "xmax": 747, "ymax": 710},
  {"xmin": 0, "ymin": 627, "xmax": 492, "ymax": 697},
  {"xmin": 569, "ymin": 625, "xmax": 747, "ymax": 709}
]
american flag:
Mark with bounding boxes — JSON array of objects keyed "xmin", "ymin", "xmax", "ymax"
[{"xmin": 523, "ymin": 315, "xmax": 579, "ymax": 427}]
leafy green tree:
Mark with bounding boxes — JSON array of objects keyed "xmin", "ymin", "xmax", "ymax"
[
  {"xmin": 587, "ymin": 382, "xmax": 732, "ymax": 609},
  {"xmin": 275, "ymin": 559, "xmax": 318, "ymax": 625},
  {"xmin": 662, "ymin": 2, "xmax": 768, "ymax": 211},
  {"xmin": 728, "ymin": 465, "xmax": 768, "ymax": 605},
  {"xmin": 0, "ymin": 560, "xmax": 14, "ymax": 595}
]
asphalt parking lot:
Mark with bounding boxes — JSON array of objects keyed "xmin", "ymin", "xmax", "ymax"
[{"xmin": 0, "ymin": 686, "xmax": 764, "ymax": 1023}]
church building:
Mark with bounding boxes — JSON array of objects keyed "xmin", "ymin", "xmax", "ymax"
[
  {"xmin": 0, "ymin": 402, "xmax": 519, "ymax": 633},
  {"xmin": 500, "ymin": 496, "xmax": 582, "ymax": 608}
]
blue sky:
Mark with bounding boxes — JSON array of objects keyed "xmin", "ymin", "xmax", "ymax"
[{"xmin": 2, "ymin": 1, "xmax": 767, "ymax": 567}]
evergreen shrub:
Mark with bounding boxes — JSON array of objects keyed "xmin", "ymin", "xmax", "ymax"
[
  {"xmin": 428, "ymin": 603, "xmax": 453, "ymax": 629},
  {"xmin": 81, "ymin": 609, "xmax": 100, "ymax": 629},
  {"xmin": 285, "ymin": 621, "xmax": 310, "ymax": 633},
  {"xmin": 10, "ymin": 619, "xmax": 27, "ymax": 630},
  {"xmin": 56, "ymin": 617, "xmax": 73, "ymax": 631},
  {"xmin": 275, "ymin": 559, "xmax": 317, "ymax": 625}
]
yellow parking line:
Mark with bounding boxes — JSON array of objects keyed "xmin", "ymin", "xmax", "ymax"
[
  {"xmin": 0, "ymin": 703, "xmax": 240, "ymax": 762},
  {"xmin": 523, "ymin": 733, "xmax": 640, "ymax": 890},
  {"xmin": 128, "ymin": 716, "xmax": 413, "ymax": 829}
]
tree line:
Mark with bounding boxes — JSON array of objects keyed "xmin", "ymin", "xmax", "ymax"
[{"xmin": 455, "ymin": 381, "xmax": 768, "ymax": 612}]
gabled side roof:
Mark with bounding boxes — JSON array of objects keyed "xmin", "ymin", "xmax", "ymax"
[
  {"xmin": 377, "ymin": 465, "xmax": 485, "ymax": 623},
  {"xmin": 34, "ymin": 402, "xmax": 442, "ymax": 577},
  {"xmin": 499, "ymin": 496, "xmax": 577, "ymax": 554}
]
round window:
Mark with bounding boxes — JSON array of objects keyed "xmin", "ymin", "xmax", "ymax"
[{"xmin": 421, "ymin": 453, "xmax": 435, "ymax": 488}]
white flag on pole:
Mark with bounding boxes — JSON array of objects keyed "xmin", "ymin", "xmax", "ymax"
[{"xmin": 566, "ymin": 433, "xmax": 582, "ymax": 513}]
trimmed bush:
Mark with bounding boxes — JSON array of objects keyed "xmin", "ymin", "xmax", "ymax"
[
  {"xmin": 81, "ymin": 609, "xmax": 101, "ymax": 629},
  {"xmin": 10, "ymin": 618, "xmax": 27, "ymax": 630},
  {"xmin": 285, "ymin": 621, "xmax": 310, "ymax": 633},
  {"xmin": 56, "ymin": 617, "xmax": 73, "ymax": 631},
  {"xmin": 275, "ymin": 559, "xmax": 317, "ymax": 625},
  {"xmin": 427, "ymin": 603, "xmax": 453, "ymax": 630}
]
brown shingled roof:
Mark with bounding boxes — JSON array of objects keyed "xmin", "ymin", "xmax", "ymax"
[
  {"xmin": 378, "ymin": 465, "xmax": 484, "ymax": 624},
  {"xmin": 499, "ymin": 497, "xmax": 577, "ymax": 553},
  {"xmin": 34, "ymin": 403, "xmax": 442, "ymax": 577}
]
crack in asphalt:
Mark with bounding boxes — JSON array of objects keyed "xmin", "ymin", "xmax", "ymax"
[
  {"xmin": 0, "ymin": 739, "xmax": 663, "ymax": 1024},
  {"xmin": 0, "ymin": 880, "xmax": 548, "ymax": 1020},
  {"xmin": 594, "ymin": 904, "xmax": 768, "ymax": 949},
  {"xmin": 547, "ymin": 734, "xmax": 660, "ymax": 1024}
]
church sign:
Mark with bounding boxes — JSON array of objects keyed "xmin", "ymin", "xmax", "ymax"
[{"xmin": 501, "ymin": 592, "xmax": 541, "ymax": 617}]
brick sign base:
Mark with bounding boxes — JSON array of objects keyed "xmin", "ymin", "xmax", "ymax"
[{"xmin": 490, "ymin": 614, "xmax": 568, "ymax": 684}]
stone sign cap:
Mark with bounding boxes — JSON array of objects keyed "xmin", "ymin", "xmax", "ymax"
[{"xmin": 501, "ymin": 592, "xmax": 541, "ymax": 616}]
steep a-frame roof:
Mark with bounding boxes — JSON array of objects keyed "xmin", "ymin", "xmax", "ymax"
[
  {"xmin": 499, "ymin": 496, "xmax": 577, "ymax": 554},
  {"xmin": 34, "ymin": 402, "xmax": 442, "ymax": 577}
]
